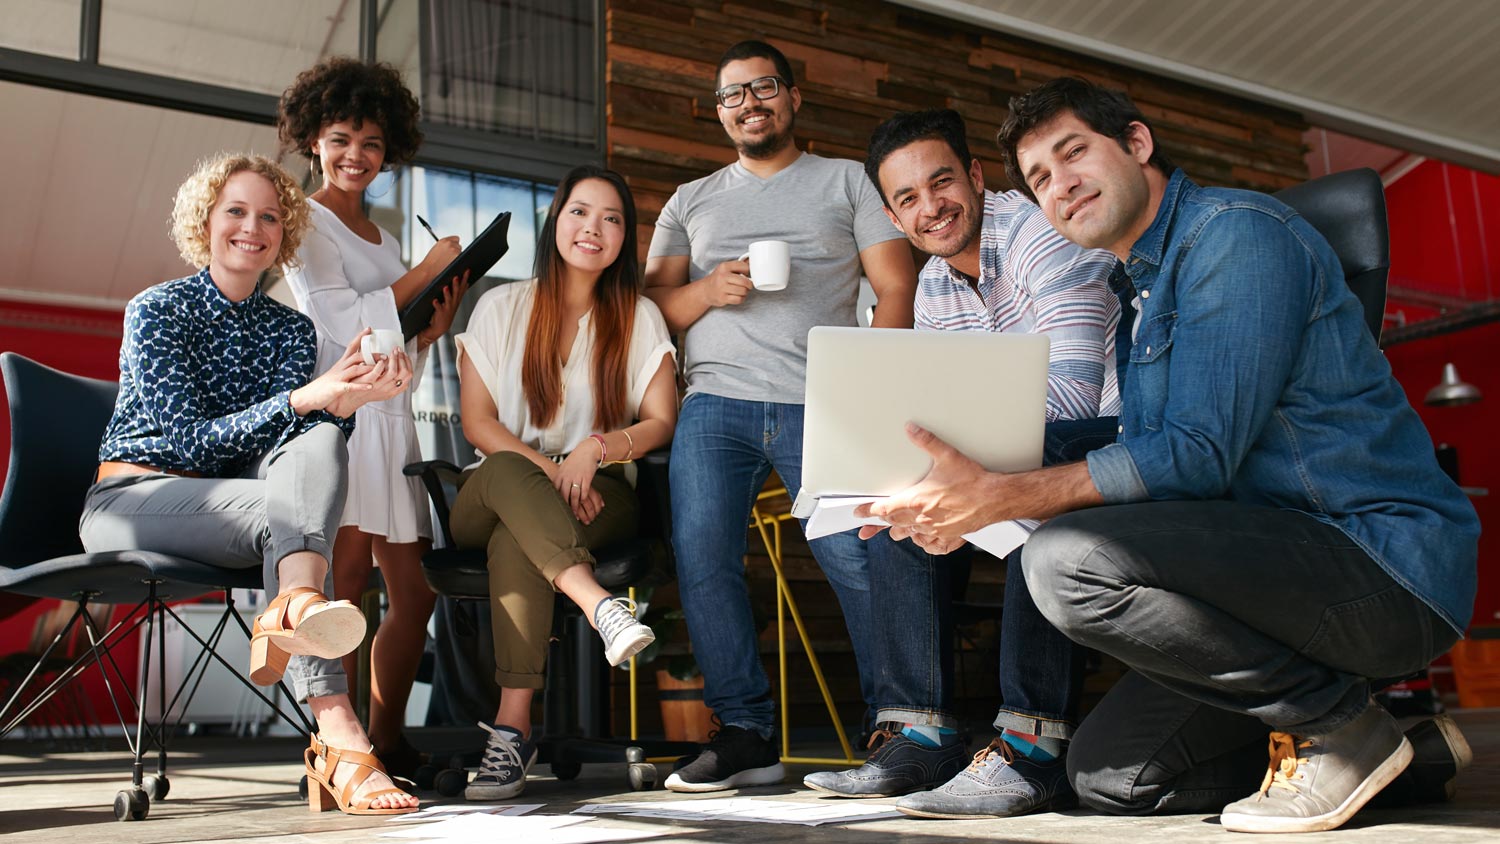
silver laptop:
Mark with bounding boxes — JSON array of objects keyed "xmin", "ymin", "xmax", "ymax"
[{"xmin": 800, "ymin": 327, "xmax": 1050, "ymax": 498}]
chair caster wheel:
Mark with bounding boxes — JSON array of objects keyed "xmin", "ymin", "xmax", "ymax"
[
  {"xmin": 434, "ymin": 767, "xmax": 467, "ymax": 797},
  {"xmin": 114, "ymin": 788, "xmax": 149, "ymax": 821},
  {"xmin": 298, "ymin": 774, "xmax": 309, "ymax": 800},
  {"xmin": 627, "ymin": 762, "xmax": 657, "ymax": 791},
  {"xmin": 414, "ymin": 763, "xmax": 437, "ymax": 791},
  {"xmin": 142, "ymin": 774, "xmax": 170, "ymax": 800},
  {"xmin": 552, "ymin": 759, "xmax": 582, "ymax": 781}
]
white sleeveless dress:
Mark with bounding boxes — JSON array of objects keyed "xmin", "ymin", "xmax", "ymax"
[{"xmin": 282, "ymin": 199, "xmax": 433, "ymax": 543}]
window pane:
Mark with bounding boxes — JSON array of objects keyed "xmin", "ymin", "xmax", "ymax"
[
  {"xmin": 99, "ymin": 0, "xmax": 358, "ymax": 96},
  {"xmin": 379, "ymin": 0, "xmax": 599, "ymax": 148},
  {"xmin": 1, "ymin": 0, "xmax": 80, "ymax": 59},
  {"xmin": 0, "ymin": 80, "xmax": 283, "ymax": 306},
  {"xmin": 476, "ymin": 174, "xmax": 542, "ymax": 282}
]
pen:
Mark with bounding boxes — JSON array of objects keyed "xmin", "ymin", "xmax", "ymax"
[{"xmin": 416, "ymin": 214, "xmax": 440, "ymax": 242}]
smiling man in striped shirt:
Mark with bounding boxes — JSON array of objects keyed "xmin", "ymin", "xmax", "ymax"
[{"xmin": 800, "ymin": 108, "xmax": 1123, "ymax": 818}]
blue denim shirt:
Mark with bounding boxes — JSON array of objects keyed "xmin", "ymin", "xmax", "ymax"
[
  {"xmin": 98, "ymin": 268, "xmax": 353, "ymax": 477},
  {"xmin": 1086, "ymin": 170, "xmax": 1479, "ymax": 633}
]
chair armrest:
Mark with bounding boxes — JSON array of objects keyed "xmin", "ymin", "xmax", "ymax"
[{"xmin": 403, "ymin": 459, "xmax": 464, "ymax": 548}]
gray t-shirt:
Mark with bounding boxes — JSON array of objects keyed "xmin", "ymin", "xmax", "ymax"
[{"xmin": 648, "ymin": 152, "xmax": 904, "ymax": 404}]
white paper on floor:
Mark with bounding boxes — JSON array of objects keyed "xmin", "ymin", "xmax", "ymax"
[
  {"xmin": 380, "ymin": 813, "xmax": 665, "ymax": 843},
  {"xmin": 574, "ymin": 798, "xmax": 901, "ymax": 826},
  {"xmin": 386, "ymin": 802, "xmax": 544, "ymax": 822}
]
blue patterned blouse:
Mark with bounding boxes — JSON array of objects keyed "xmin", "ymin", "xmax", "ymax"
[{"xmin": 97, "ymin": 268, "xmax": 354, "ymax": 477}]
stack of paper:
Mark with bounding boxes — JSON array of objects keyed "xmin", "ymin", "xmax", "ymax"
[
  {"xmin": 575, "ymin": 797, "xmax": 901, "ymax": 826},
  {"xmin": 381, "ymin": 812, "xmax": 666, "ymax": 843},
  {"xmin": 803, "ymin": 495, "xmax": 1037, "ymax": 558}
]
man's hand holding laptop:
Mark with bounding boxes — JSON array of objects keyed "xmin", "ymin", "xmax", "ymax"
[{"xmin": 856, "ymin": 422, "xmax": 1104, "ymax": 554}]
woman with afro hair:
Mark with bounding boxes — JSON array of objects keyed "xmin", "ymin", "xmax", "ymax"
[{"xmin": 278, "ymin": 56, "xmax": 468, "ymax": 780}]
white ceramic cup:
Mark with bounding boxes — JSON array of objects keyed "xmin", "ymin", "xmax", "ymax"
[
  {"xmin": 360, "ymin": 328, "xmax": 404, "ymax": 365},
  {"xmin": 739, "ymin": 240, "xmax": 790, "ymax": 291}
]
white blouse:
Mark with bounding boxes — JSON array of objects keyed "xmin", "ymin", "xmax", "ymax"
[{"xmin": 455, "ymin": 279, "xmax": 674, "ymax": 462}]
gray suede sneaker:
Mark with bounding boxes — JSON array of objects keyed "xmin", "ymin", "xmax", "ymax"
[
  {"xmin": 896, "ymin": 736, "xmax": 1075, "ymax": 819},
  {"xmin": 803, "ymin": 729, "xmax": 968, "ymax": 798},
  {"xmin": 1219, "ymin": 703, "xmax": 1413, "ymax": 833}
]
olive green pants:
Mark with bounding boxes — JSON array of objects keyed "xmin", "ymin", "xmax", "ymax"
[{"xmin": 449, "ymin": 451, "xmax": 637, "ymax": 689}]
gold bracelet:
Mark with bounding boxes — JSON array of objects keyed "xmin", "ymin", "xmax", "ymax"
[{"xmin": 620, "ymin": 427, "xmax": 635, "ymax": 462}]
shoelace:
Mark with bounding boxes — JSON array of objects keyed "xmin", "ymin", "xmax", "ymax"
[
  {"xmin": 967, "ymin": 736, "xmax": 1017, "ymax": 772},
  {"xmin": 1258, "ymin": 731, "xmax": 1313, "ymax": 796},
  {"xmin": 866, "ymin": 728, "xmax": 897, "ymax": 753},
  {"xmin": 596, "ymin": 597, "xmax": 641, "ymax": 643},
  {"xmin": 476, "ymin": 722, "xmax": 524, "ymax": 780}
]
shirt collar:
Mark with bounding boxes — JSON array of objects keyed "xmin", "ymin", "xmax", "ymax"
[
  {"xmin": 191, "ymin": 266, "xmax": 262, "ymax": 323},
  {"xmin": 936, "ymin": 189, "xmax": 997, "ymax": 289},
  {"xmin": 1127, "ymin": 168, "xmax": 1191, "ymax": 272}
]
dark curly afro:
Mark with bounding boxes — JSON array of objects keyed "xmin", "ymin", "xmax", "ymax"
[{"xmin": 277, "ymin": 57, "xmax": 423, "ymax": 168}]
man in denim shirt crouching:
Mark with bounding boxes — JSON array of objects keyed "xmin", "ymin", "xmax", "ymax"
[{"xmin": 856, "ymin": 76, "xmax": 1479, "ymax": 834}]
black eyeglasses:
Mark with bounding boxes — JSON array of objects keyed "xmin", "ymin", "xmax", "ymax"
[{"xmin": 715, "ymin": 75, "xmax": 784, "ymax": 108}]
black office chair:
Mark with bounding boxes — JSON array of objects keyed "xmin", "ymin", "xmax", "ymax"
[
  {"xmin": 1274, "ymin": 167, "xmax": 1390, "ymax": 341},
  {"xmin": 0, "ymin": 353, "xmax": 313, "ymax": 821},
  {"xmin": 406, "ymin": 451, "xmax": 696, "ymax": 793}
]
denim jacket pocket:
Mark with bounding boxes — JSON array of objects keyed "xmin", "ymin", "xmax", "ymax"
[{"xmin": 1129, "ymin": 311, "xmax": 1176, "ymax": 430}]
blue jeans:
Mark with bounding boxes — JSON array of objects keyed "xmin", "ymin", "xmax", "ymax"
[
  {"xmin": 671, "ymin": 392, "xmax": 908, "ymax": 735},
  {"xmin": 866, "ymin": 416, "xmax": 1120, "ymax": 735}
]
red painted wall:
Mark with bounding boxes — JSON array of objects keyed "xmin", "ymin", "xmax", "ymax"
[
  {"xmin": 0, "ymin": 299, "xmax": 132, "ymax": 721},
  {"xmin": 1383, "ymin": 159, "xmax": 1500, "ymax": 630}
]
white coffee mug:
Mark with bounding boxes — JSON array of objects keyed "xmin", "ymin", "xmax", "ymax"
[
  {"xmin": 360, "ymin": 329, "xmax": 404, "ymax": 365},
  {"xmin": 739, "ymin": 240, "xmax": 790, "ymax": 291}
]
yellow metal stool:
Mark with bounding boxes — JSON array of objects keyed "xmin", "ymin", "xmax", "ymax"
[
  {"xmin": 749, "ymin": 486, "xmax": 860, "ymax": 765},
  {"xmin": 632, "ymin": 486, "xmax": 860, "ymax": 766}
]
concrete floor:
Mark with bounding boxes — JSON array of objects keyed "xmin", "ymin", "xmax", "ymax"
[{"xmin": 1, "ymin": 712, "xmax": 1497, "ymax": 844}]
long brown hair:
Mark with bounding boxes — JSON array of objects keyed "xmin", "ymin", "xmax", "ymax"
[{"xmin": 522, "ymin": 166, "xmax": 641, "ymax": 431}]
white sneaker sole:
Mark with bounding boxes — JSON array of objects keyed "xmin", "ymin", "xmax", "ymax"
[
  {"xmin": 665, "ymin": 762, "xmax": 785, "ymax": 793},
  {"xmin": 604, "ymin": 624, "xmax": 655, "ymax": 667},
  {"xmin": 1220, "ymin": 736, "xmax": 1413, "ymax": 833}
]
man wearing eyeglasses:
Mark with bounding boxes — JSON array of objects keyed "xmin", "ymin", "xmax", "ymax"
[{"xmin": 644, "ymin": 39, "xmax": 922, "ymax": 793}]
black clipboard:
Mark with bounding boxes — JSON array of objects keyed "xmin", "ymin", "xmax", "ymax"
[{"xmin": 399, "ymin": 210, "xmax": 511, "ymax": 340}]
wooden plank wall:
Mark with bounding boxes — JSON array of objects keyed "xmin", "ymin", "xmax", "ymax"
[
  {"xmin": 604, "ymin": 0, "xmax": 1309, "ymax": 739},
  {"xmin": 606, "ymin": 0, "xmax": 1309, "ymax": 259}
]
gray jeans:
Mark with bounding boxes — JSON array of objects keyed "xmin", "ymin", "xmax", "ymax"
[
  {"xmin": 1023, "ymin": 500, "xmax": 1455, "ymax": 814},
  {"xmin": 79, "ymin": 422, "xmax": 351, "ymax": 701}
]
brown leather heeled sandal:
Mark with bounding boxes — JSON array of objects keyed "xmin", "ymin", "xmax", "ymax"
[
  {"xmin": 248, "ymin": 586, "xmax": 365, "ymax": 685},
  {"xmin": 304, "ymin": 733, "xmax": 418, "ymax": 815}
]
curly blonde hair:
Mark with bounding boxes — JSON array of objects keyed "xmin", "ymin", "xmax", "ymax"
[{"xmin": 170, "ymin": 153, "xmax": 310, "ymax": 269}]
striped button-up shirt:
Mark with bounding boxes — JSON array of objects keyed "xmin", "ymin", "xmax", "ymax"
[{"xmin": 914, "ymin": 190, "xmax": 1121, "ymax": 421}]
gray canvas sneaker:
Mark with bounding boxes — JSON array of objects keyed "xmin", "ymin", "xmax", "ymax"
[
  {"xmin": 803, "ymin": 729, "xmax": 968, "ymax": 797},
  {"xmin": 465, "ymin": 722, "xmax": 537, "ymax": 802},
  {"xmin": 1219, "ymin": 702, "xmax": 1413, "ymax": 833},
  {"xmin": 595, "ymin": 597, "xmax": 655, "ymax": 667}
]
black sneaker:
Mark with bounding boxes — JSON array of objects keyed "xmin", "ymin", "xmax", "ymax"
[
  {"xmin": 664, "ymin": 724, "xmax": 784, "ymax": 792},
  {"xmin": 1373, "ymin": 714, "xmax": 1474, "ymax": 807},
  {"xmin": 804, "ymin": 729, "xmax": 968, "ymax": 797}
]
